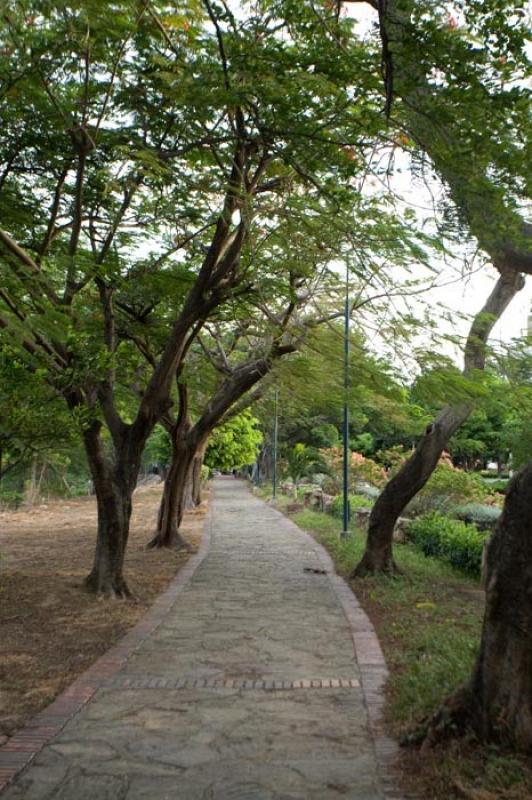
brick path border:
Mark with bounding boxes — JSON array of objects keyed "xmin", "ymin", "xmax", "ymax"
[
  {"xmin": 102, "ymin": 675, "xmax": 361, "ymax": 690},
  {"xmin": 0, "ymin": 504, "xmax": 214, "ymax": 795}
]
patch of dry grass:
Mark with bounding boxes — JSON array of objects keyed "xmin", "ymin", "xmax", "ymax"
[{"xmin": 0, "ymin": 486, "xmax": 206, "ymax": 737}]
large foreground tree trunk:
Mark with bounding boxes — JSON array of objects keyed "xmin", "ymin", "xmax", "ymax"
[
  {"xmin": 352, "ymin": 271, "xmax": 524, "ymax": 576},
  {"xmin": 85, "ymin": 480, "xmax": 133, "ymax": 597},
  {"xmin": 423, "ymin": 461, "xmax": 532, "ymax": 751}
]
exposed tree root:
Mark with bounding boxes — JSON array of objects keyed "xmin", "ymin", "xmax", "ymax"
[
  {"xmin": 415, "ymin": 684, "xmax": 474, "ymax": 752},
  {"xmin": 146, "ymin": 532, "xmax": 192, "ymax": 551},
  {"xmin": 83, "ymin": 572, "xmax": 133, "ymax": 599},
  {"xmin": 351, "ymin": 553, "xmax": 403, "ymax": 578}
]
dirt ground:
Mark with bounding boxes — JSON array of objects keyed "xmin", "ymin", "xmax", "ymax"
[{"xmin": 0, "ymin": 485, "xmax": 206, "ymax": 740}]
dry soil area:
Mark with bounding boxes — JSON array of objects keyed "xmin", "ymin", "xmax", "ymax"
[{"xmin": 0, "ymin": 485, "xmax": 205, "ymax": 740}]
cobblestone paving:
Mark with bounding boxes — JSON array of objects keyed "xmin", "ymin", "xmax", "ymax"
[{"xmin": 2, "ymin": 479, "xmax": 386, "ymax": 799}]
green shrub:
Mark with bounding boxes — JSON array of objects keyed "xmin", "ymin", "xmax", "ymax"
[
  {"xmin": 482, "ymin": 478, "xmax": 508, "ymax": 494},
  {"xmin": 407, "ymin": 464, "xmax": 488, "ymax": 516},
  {"xmin": 0, "ymin": 489, "xmax": 24, "ymax": 509},
  {"xmin": 329, "ymin": 494, "xmax": 373, "ymax": 518},
  {"xmin": 452, "ymin": 503, "xmax": 501, "ymax": 528},
  {"xmin": 407, "ymin": 512, "xmax": 487, "ymax": 575}
]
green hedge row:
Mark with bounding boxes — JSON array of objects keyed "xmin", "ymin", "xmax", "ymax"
[{"xmin": 407, "ymin": 512, "xmax": 488, "ymax": 576}]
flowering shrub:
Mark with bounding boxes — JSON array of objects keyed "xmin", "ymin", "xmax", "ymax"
[{"xmin": 319, "ymin": 447, "xmax": 386, "ymax": 492}]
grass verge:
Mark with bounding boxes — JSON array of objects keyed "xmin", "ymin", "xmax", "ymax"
[{"xmin": 262, "ymin": 492, "xmax": 532, "ymax": 800}]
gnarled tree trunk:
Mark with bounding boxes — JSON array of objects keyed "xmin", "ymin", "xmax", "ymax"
[
  {"xmin": 150, "ymin": 348, "xmax": 294, "ymax": 548},
  {"xmin": 423, "ymin": 461, "xmax": 532, "ymax": 751},
  {"xmin": 82, "ymin": 422, "xmax": 140, "ymax": 597},
  {"xmin": 352, "ymin": 271, "xmax": 524, "ymax": 576},
  {"xmin": 85, "ymin": 481, "xmax": 133, "ymax": 597}
]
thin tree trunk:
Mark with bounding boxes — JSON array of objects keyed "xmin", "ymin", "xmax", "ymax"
[
  {"xmin": 191, "ymin": 440, "xmax": 208, "ymax": 506},
  {"xmin": 183, "ymin": 464, "xmax": 195, "ymax": 511},
  {"xmin": 422, "ymin": 461, "xmax": 532, "ymax": 751},
  {"xmin": 352, "ymin": 272, "xmax": 524, "ymax": 576},
  {"xmin": 26, "ymin": 454, "xmax": 39, "ymax": 507},
  {"xmin": 149, "ymin": 382, "xmax": 194, "ymax": 549},
  {"xmin": 148, "ymin": 436, "xmax": 194, "ymax": 549}
]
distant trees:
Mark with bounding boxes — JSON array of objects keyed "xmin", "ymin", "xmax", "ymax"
[{"xmin": 205, "ymin": 412, "xmax": 263, "ymax": 474}]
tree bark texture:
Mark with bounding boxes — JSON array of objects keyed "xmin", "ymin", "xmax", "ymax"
[
  {"xmin": 423, "ymin": 461, "xmax": 532, "ymax": 751},
  {"xmin": 191, "ymin": 440, "xmax": 208, "ymax": 506},
  {"xmin": 352, "ymin": 271, "xmax": 524, "ymax": 576},
  {"xmin": 148, "ymin": 435, "xmax": 195, "ymax": 550},
  {"xmin": 150, "ymin": 383, "xmax": 196, "ymax": 549},
  {"xmin": 82, "ymin": 422, "xmax": 140, "ymax": 597}
]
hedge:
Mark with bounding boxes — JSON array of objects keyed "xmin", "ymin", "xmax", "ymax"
[{"xmin": 407, "ymin": 512, "xmax": 487, "ymax": 576}]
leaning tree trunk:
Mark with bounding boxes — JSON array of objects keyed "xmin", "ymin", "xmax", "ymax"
[
  {"xmin": 352, "ymin": 271, "xmax": 524, "ymax": 577},
  {"xmin": 422, "ymin": 461, "xmax": 532, "ymax": 751},
  {"xmin": 354, "ymin": 405, "xmax": 472, "ymax": 575}
]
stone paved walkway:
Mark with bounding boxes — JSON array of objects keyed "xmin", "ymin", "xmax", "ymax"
[{"xmin": 2, "ymin": 479, "xmax": 392, "ymax": 799}]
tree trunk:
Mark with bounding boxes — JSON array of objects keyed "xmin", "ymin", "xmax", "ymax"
[
  {"xmin": 352, "ymin": 272, "xmax": 524, "ymax": 577},
  {"xmin": 183, "ymin": 465, "xmax": 195, "ymax": 511},
  {"xmin": 82, "ymin": 423, "xmax": 138, "ymax": 597},
  {"xmin": 353, "ymin": 404, "xmax": 470, "ymax": 575},
  {"xmin": 191, "ymin": 440, "xmax": 208, "ymax": 506},
  {"xmin": 25, "ymin": 454, "xmax": 39, "ymax": 508},
  {"xmin": 84, "ymin": 481, "xmax": 133, "ymax": 597},
  {"xmin": 423, "ymin": 461, "xmax": 532, "ymax": 751},
  {"xmin": 148, "ymin": 436, "xmax": 194, "ymax": 550}
]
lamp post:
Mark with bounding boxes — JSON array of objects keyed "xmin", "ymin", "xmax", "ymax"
[
  {"xmin": 341, "ymin": 266, "xmax": 350, "ymax": 538},
  {"xmin": 272, "ymin": 388, "xmax": 279, "ymax": 500}
]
